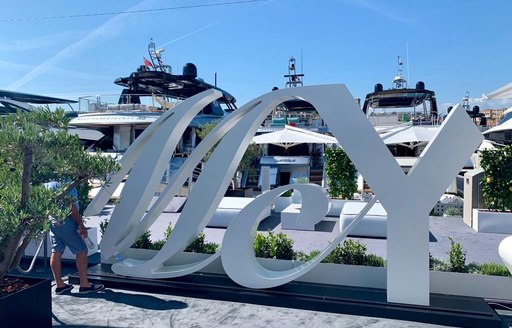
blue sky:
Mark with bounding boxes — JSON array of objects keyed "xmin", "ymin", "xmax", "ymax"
[{"xmin": 1, "ymin": 0, "xmax": 512, "ymax": 112}]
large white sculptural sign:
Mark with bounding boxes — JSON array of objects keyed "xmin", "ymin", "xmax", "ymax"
[{"xmin": 86, "ymin": 85, "xmax": 483, "ymax": 306}]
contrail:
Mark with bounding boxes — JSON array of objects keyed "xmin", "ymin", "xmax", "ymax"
[
  {"xmin": 158, "ymin": 21, "xmax": 220, "ymax": 48},
  {"xmin": 157, "ymin": 0, "xmax": 274, "ymax": 48},
  {"xmin": 8, "ymin": 0, "xmax": 152, "ymax": 90}
]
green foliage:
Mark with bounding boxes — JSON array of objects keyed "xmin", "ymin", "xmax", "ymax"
[
  {"xmin": 0, "ymin": 108, "xmax": 119, "ymax": 278},
  {"xmin": 253, "ymin": 231, "xmax": 294, "ymax": 260},
  {"xmin": 99, "ymin": 219, "xmax": 156, "ymax": 250},
  {"xmin": 294, "ymin": 250, "xmax": 321, "ymax": 261},
  {"xmin": 293, "ymin": 177, "xmax": 309, "ymax": 183},
  {"xmin": 131, "ymin": 230, "xmax": 153, "ymax": 249},
  {"xmin": 324, "ymin": 239, "xmax": 366, "ymax": 265},
  {"xmin": 321, "ymin": 240, "xmax": 385, "ymax": 267},
  {"xmin": 323, "ymin": 147, "xmax": 357, "ymax": 199},
  {"xmin": 280, "ymin": 189, "xmax": 293, "ymax": 197},
  {"xmin": 364, "ymin": 253, "xmax": 386, "ymax": 267},
  {"xmin": 184, "ymin": 232, "xmax": 219, "ymax": 254},
  {"xmin": 430, "ymin": 252, "xmax": 511, "ymax": 277},
  {"xmin": 196, "ymin": 121, "xmax": 220, "ymax": 162},
  {"xmin": 164, "ymin": 222, "xmax": 173, "ymax": 239},
  {"xmin": 477, "ymin": 262, "xmax": 511, "ymax": 277},
  {"xmin": 443, "ymin": 206, "xmax": 462, "ymax": 217},
  {"xmin": 151, "ymin": 239, "xmax": 166, "ymax": 251},
  {"xmin": 238, "ymin": 143, "xmax": 261, "ymax": 180},
  {"xmin": 479, "ymin": 145, "xmax": 512, "ymax": 211},
  {"xmin": 447, "ymin": 237, "xmax": 468, "ymax": 273},
  {"xmin": 76, "ymin": 183, "xmax": 92, "ymax": 216},
  {"xmin": 99, "ymin": 218, "xmax": 109, "ymax": 237},
  {"xmin": 197, "ymin": 121, "xmax": 260, "ymax": 185}
]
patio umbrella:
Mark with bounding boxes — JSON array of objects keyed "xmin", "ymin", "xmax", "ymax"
[
  {"xmin": 251, "ymin": 125, "xmax": 338, "ymax": 149},
  {"xmin": 380, "ymin": 125, "xmax": 439, "ymax": 149}
]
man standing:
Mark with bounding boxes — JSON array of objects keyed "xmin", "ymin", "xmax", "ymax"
[{"xmin": 45, "ymin": 181, "xmax": 104, "ymax": 294}]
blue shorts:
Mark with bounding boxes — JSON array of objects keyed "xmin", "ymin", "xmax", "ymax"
[{"xmin": 50, "ymin": 217, "xmax": 87, "ymax": 255}]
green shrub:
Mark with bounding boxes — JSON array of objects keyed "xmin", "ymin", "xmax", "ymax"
[
  {"xmin": 293, "ymin": 177, "xmax": 309, "ymax": 183},
  {"xmin": 443, "ymin": 206, "xmax": 462, "ymax": 216},
  {"xmin": 478, "ymin": 262, "xmax": 512, "ymax": 277},
  {"xmin": 151, "ymin": 239, "xmax": 166, "ymax": 250},
  {"xmin": 131, "ymin": 230, "xmax": 153, "ymax": 249},
  {"xmin": 184, "ymin": 232, "xmax": 219, "ymax": 254},
  {"xmin": 429, "ymin": 255, "xmax": 450, "ymax": 272},
  {"xmin": 364, "ymin": 253, "xmax": 386, "ymax": 267},
  {"xmin": 480, "ymin": 145, "xmax": 512, "ymax": 211},
  {"xmin": 254, "ymin": 233, "xmax": 272, "ymax": 258},
  {"xmin": 324, "ymin": 147, "xmax": 357, "ymax": 199},
  {"xmin": 320, "ymin": 240, "xmax": 385, "ymax": 267},
  {"xmin": 100, "ymin": 218, "xmax": 159, "ymax": 250},
  {"xmin": 280, "ymin": 189, "xmax": 293, "ymax": 197},
  {"xmin": 324, "ymin": 239, "xmax": 367, "ymax": 265},
  {"xmin": 99, "ymin": 218, "xmax": 109, "ymax": 237},
  {"xmin": 447, "ymin": 237, "xmax": 467, "ymax": 273},
  {"xmin": 164, "ymin": 222, "xmax": 173, "ymax": 239},
  {"xmin": 253, "ymin": 231, "xmax": 294, "ymax": 260},
  {"xmin": 294, "ymin": 250, "xmax": 321, "ymax": 261}
]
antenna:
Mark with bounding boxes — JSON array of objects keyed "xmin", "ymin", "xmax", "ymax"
[
  {"xmin": 300, "ymin": 49, "xmax": 303, "ymax": 76},
  {"xmin": 284, "ymin": 56, "xmax": 304, "ymax": 88},
  {"xmin": 406, "ymin": 42, "xmax": 410, "ymax": 87},
  {"xmin": 392, "ymin": 56, "xmax": 407, "ymax": 89},
  {"xmin": 462, "ymin": 91, "xmax": 470, "ymax": 111}
]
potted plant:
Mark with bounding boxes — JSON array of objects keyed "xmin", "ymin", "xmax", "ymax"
[
  {"xmin": 473, "ymin": 145, "xmax": 512, "ymax": 233},
  {"xmin": 0, "ymin": 108, "xmax": 119, "ymax": 326}
]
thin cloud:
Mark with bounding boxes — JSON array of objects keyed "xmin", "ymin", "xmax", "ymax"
[
  {"xmin": 159, "ymin": 21, "xmax": 220, "ymax": 48},
  {"xmin": 157, "ymin": 0, "xmax": 274, "ymax": 48},
  {"xmin": 7, "ymin": 0, "xmax": 152, "ymax": 90},
  {"xmin": 351, "ymin": 0, "xmax": 415, "ymax": 25},
  {"xmin": 0, "ymin": 59, "xmax": 100, "ymax": 80},
  {"xmin": 0, "ymin": 31, "xmax": 81, "ymax": 52}
]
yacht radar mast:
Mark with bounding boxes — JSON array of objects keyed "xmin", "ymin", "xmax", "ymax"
[
  {"xmin": 392, "ymin": 56, "xmax": 407, "ymax": 89},
  {"xmin": 148, "ymin": 38, "xmax": 172, "ymax": 73},
  {"xmin": 462, "ymin": 91, "xmax": 470, "ymax": 111},
  {"xmin": 284, "ymin": 56, "xmax": 304, "ymax": 88}
]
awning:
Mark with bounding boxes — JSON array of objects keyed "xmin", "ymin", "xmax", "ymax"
[
  {"xmin": 380, "ymin": 125, "xmax": 439, "ymax": 149},
  {"xmin": 252, "ymin": 125, "xmax": 338, "ymax": 149},
  {"xmin": 260, "ymin": 156, "xmax": 310, "ymax": 165},
  {"xmin": 485, "ymin": 82, "xmax": 512, "ymax": 99}
]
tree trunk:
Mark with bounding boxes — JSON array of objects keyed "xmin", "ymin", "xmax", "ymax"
[
  {"xmin": 20, "ymin": 145, "xmax": 33, "ymax": 209},
  {"xmin": 9, "ymin": 235, "xmax": 33, "ymax": 271},
  {"xmin": 0, "ymin": 232, "xmax": 23, "ymax": 279}
]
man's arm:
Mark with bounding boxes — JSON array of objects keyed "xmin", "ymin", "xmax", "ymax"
[{"xmin": 70, "ymin": 201, "xmax": 88, "ymax": 239}]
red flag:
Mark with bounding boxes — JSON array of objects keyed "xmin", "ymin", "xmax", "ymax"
[{"xmin": 143, "ymin": 57, "xmax": 153, "ymax": 68}]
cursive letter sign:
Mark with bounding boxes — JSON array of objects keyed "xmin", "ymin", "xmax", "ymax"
[{"xmin": 88, "ymin": 85, "xmax": 483, "ymax": 306}]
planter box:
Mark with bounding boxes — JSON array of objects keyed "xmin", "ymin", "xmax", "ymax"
[
  {"xmin": 431, "ymin": 271, "xmax": 512, "ymax": 301},
  {"xmin": 472, "ymin": 209, "xmax": 512, "ymax": 233},
  {"xmin": 0, "ymin": 275, "xmax": 51, "ymax": 328},
  {"xmin": 104, "ymin": 250, "xmax": 512, "ymax": 301}
]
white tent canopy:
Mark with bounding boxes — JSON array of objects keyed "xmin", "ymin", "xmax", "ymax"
[
  {"xmin": 485, "ymin": 82, "xmax": 512, "ymax": 99},
  {"xmin": 380, "ymin": 126, "xmax": 439, "ymax": 149},
  {"xmin": 251, "ymin": 125, "xmax": 338, "ymax": 149}
]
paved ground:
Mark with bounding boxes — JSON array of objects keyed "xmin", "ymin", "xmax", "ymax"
[
  {"xmin": 16, "ymin": 200, "xmax": 512, "ymax": 327},
  {"xmin": 10, "ymin": 260, "xmax": 508, "ymax": 328},
  {"xmin": 51, "ymin": 286, "xmax": 455, "ymax": 328}
]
